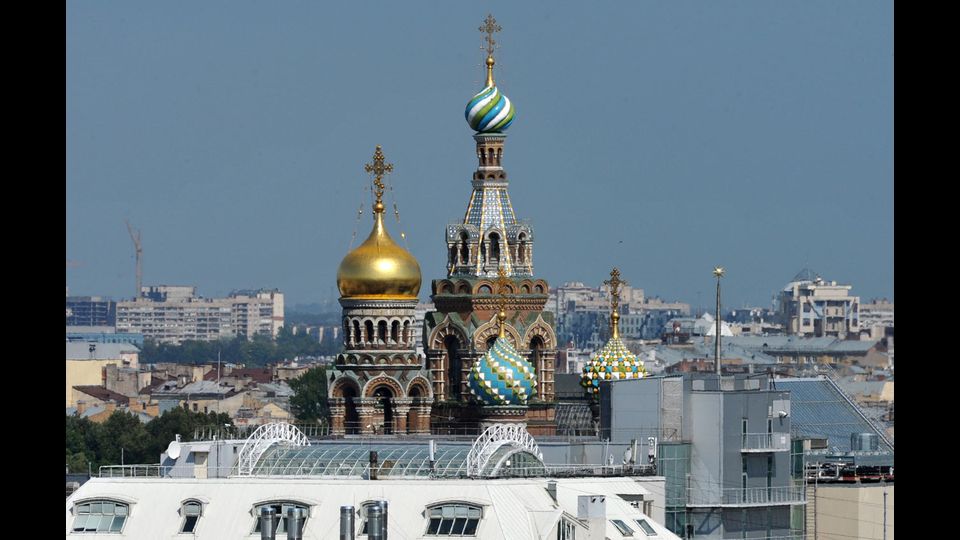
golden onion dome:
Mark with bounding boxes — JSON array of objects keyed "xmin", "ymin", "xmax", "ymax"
[{"xmin": 337, "ymin": 210, "xmax": 421, "ymax": 300}]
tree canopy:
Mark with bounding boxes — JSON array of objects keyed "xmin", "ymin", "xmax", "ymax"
[{"xmin": 288, "ymin": 366, "xmax": 330, "ymax": 423}]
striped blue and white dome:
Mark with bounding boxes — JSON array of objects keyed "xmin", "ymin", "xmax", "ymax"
[
  {"xmin": 468, "ymin": 335, "xmax": 537, "ymax": 405},
  {"xmin": 464, "ymin": 85, "xmax": 515, "ymax": 133}
]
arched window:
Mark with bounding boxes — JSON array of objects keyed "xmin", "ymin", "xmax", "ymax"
[
  {"xmin": 353, "ymin": 320, "xmax": 361, "ymax": 346},
  {"xmin": 535, "ymin": 284, "xmax": 544, "ymax": 294},
  {"xmin": 72, "ymin": 500, "xmax": 129, "ymax": 533},
  {"xmin": 403, "ymin": 321, "xmax": 411, "ymax": 345},
  {"xmin": 445, "ymin": 335, "xmax": 462, "ymax": 401},
  {"xmin": 252, "ymin": 502, "xmax": 310, "ymax": 535},
  {"xmin": 459, "ymin": 232, "xmax": 469, "ymax": 263},
  {"xmin": 518, "ymin": 233, "xmax": 527, "ymax": 263},
  {"xmin": 365, "ymin": 320, "xmax": 374, "ymax": 343},
  {"xmin": 425, "ymin": 503, "xmax": 483, "ymax": 536},
  {"xmin": 378, "ymin": 321, "xmax": 388, "ymax": 343},
  {"xmin": 478, "ymin": 285, "xmax": 492, "ymax": 295},
  {"xmin": 488, "ymin": 233, "xmax": 501, "ymax": 263},
  {"xmin": 391, "ymin": 321, "xmax": 400, "ymax": 343},
  {"xmin": 180, "ymin": 500, "xmax": 203, "ymax": 533}
]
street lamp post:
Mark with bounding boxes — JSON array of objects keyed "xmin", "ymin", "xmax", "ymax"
[{"xmin": 713, "ymin": 266, "xmax": 725, "ymax": 376}]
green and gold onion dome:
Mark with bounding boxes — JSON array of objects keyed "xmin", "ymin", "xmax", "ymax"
[
  {"xmin": 464, "ymin": 56, "xmax": 515, "ymax": 133},
  {"xmin": 580, "ymin": 269, "xmax": 647, "ymax": 395},
  {"xmin": 468, "ymin": 312, "xmax": 538, "ymax": 405},
  {"xmin": 337, "ymin": 147, "xmax": 422, "ymax": 300}
]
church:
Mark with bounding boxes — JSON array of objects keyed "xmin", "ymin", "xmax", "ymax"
[{"xmin": 327, "ymin": 15, "xmax": 561, "ymax": 436}]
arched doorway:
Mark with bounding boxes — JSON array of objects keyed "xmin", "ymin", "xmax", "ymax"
[
  {"xmin": 373, "ymin": 386, "xmax": 394, "ymax": 434},
  {"xmin": 445, "ymin": 335, "xmax": 462, "ymax": 401}
]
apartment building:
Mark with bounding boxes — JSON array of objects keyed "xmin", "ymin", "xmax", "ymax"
[
  {"xmin": 777, "ymin": 270, "xmax": 860, "ymax": 339},
  {"xmin": 116, "ymin": 286, "xmax": 284, "ymax": 344}
]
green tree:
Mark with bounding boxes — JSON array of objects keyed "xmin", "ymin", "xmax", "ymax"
[{"xmin": 289, "ymin": 366, "xmax": 330, "ymax": 422}]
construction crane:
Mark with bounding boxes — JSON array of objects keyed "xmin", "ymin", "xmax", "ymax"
[{"xmin": 125, "ymin": 219, "xmax": 142, "ymax": 298}]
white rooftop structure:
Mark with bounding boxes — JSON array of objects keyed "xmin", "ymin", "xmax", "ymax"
[{"xmin": 66, "ymin": 423, "xmax": 679, "ymax": 539}]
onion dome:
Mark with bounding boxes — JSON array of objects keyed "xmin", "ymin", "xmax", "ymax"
[
  {"xmin": 464, "ymin": 55, "xmax": 515, "ymax": 133},
  {"xmin": 468, "ymin": 306, "xmax": 537, "ymax": 405},
  {"xmin": 337, "ymin": 146, "xmax": 422, "ymax": 300},
  {"xmin": 580, "ymin": 335, "xmax": 647, "ymax": 396},
  {"xmin": 469, "ymin": 334, "xmax": 537, "ymax": 405},
  {"xmin": 580, "ymin": 268, "xmax": 647, "ymax": 396}
]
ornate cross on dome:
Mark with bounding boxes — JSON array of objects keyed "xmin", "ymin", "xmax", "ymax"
[
  {"xmin": 364, "ymin": 145, "xmax": 394, "ymax": 213},
  {"xmin": 604, "ymin": 267, "xmax": 628, "ymax": 339},
  {"xmin": 604, "ymin": 267, "xmax": 628, "ymax": 312},
  {"xmin": 479, "ymin": 14, "xmax": 501, "ymax": 56}
]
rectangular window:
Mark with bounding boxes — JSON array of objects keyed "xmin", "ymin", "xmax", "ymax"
[
  {"xmin": 634, "ymin": 519, "xmax": 657, "ymax": 536},
  {"xmin": 741, "ymin": 419, "xmax": 748, "ymax": 435},
  {"xmin": 611, "ymin": 519, "xmax": 635, "ymax": 536}
]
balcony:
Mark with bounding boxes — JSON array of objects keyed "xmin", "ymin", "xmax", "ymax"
[
  {"xmin": 687, "ymin": 486, "xmax": 806, "ymax": 508},
  {"xmin": 741, "ymin": 433, "xmax": 790, "ymax": 453}
]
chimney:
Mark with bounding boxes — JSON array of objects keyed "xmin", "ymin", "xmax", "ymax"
[
  {"xmin": 546, "ymin": 480, "xmax": 558, "ymax": 503},
  {"xmin": 339, "ymin": 506, "xmax": 355, "ymax": 540},
  {"xmin": 367, "ymin": 505, "xmax": 384, "ymax": 540},
  {"xmin": 259, "ymin": 507, "xmax": 278, "ymax": 540},
  {"xmin": 379, "ymin": 500, "xmax": 388, "ymax": 540},
  {"xmin": 286, "ymin": 508, "xmax": 305, "ymax": 540},
  {"xmin": 577, "ymin": 495, "xmax": 607, "ymax": 540}
]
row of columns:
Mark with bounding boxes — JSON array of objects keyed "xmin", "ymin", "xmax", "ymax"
[{"xmin": 329, "ymin": 397, "xmax": 432, "ymax": 436}]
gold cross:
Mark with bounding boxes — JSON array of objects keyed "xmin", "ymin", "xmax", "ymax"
[
  {"xmin": 604, "ymin": 267, "xmax": 628, "ymax": 311},
  {"xmin": 479, "ymin": 14, "xmax": 501, "ymax": 56},
  {"xmin": 364, "ymin": 145, "xmax": 394, "ymax": 209}
]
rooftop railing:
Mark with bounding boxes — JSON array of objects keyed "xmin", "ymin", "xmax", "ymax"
[
  {"xmin": 742, "ymin": 433, "xmax": 790, "ymax": 452},
  {"xmin": 98, "ymin": 465, "xmax": 171, "ymax": 478},
  {"xmin": 687, "ymin": 486, "xmax": 806, "ymax": 507}
]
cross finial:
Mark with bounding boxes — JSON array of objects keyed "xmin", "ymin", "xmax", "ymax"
[
  {"xmin": 363, "ymin": 145, "xmax": 394, "ymax": 214},
  {"xmin": 604, "ymin": 267, "xmax": 628, "ymax": 339},
  {"xmin": 495, "ymin": 266, "xmax": 510, "ymax": 337},
  {"xmin": 480, "ymin": 14, "xmax": 501, "ymax": 57},
  {"xmin": 713, "ymin": 266, "xmax": 725, "ymax": 279},
  {"xmin": 479, "ymin": 14, "xmax": 502, "ymax": 87}
]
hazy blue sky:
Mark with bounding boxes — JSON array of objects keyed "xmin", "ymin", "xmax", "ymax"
[{"xmin": 66, "ymin": 1, "xmax": 893, "ymax": 311}]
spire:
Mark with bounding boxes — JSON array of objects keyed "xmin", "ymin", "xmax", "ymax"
[
  {"xmin": 604, "ymin": 268, "xmax": 627, "ymax": 340},
  {"xmin": 495, "ymin": 266, "xmax": 510, "ymax": 338},
  {"xmin": 480, "ymin": 14, "xmax": 501, "ymax": 87}
]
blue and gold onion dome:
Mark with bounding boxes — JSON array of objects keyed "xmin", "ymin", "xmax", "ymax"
[
  {"xmin": 465, "ymin": 85, "xmax": 515, "ymax": 133},
  {"xmin": 468, "ymin": 334, "xmax": 537, "ymax": 405},
  {"xmin": 580, "ymin": 337, "xmax": 647, "ymax": 396}
]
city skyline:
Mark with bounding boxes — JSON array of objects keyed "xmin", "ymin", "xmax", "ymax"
[{"xmin": 67, "ymin": 1, "xmax": 893, "ymax": 309}]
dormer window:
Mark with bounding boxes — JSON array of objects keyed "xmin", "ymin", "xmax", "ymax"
[
  {"xmin": 180, "ymin": 500, "xmax": 203, "ymax": 534},
  {"xmin": 71, "ymin": 500, "xmax": 128, "ymax": 533},
  {"xmin": 425, "ymin": 503, "xmax": 482, "ymax": 536}
]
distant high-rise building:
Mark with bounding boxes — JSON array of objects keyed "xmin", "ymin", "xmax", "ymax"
[
  {"xmin": 776, "ymin": 269, "xmax": 860, "ymax": 339},
  {"xmin": 115, "ymin": 287, "xmax": 284, "ymax": 344},
  {"xmin": 66, "ymin": 296, "xmax": 117, "ymax": 327}
]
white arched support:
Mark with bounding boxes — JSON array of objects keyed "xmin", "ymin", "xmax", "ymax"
[
  {"xmin": 236, "ymin": 422, "xmax": 311, "ymax": 476},
  {"xmin": 466, "ymin": 423, "xmax": 543, "ymax": 477}
]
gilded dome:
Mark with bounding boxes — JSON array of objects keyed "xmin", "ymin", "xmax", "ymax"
[{"xmin": 337, "ymin": 211, "xmax": 421, "ymax": 300}]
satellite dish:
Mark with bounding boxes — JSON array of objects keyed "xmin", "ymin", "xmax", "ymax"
[{"xmin": 166, "ymin": 440, "xmax": 181, "ymax": 460}]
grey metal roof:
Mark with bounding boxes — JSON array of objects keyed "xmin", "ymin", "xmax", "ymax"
[
  {"xmin": 66, "ymin": 342, "xmax": 140, "ymax": 360},
  {"xmin": 775, "ymin": 377, "xmax": 893, "ymax": 463}
]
